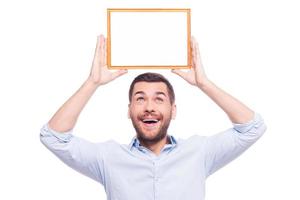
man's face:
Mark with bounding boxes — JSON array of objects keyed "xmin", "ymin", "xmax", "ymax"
[{"xmin": 128, "ymin": 82, "xmax": 176, "ymax": 144}]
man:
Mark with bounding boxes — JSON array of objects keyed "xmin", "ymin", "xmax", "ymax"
[{"xmin": 40, "ymin": 35, "xmax": 266, "ymax": 200}]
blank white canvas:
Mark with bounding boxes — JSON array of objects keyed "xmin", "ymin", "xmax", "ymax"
[{"xmin": 110, "ymin": 11, "xmax": 188, "ymax": 66}]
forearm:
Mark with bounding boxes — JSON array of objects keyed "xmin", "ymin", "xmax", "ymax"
[
  {"xmin": 198, "ymin": 79, "xmax": 254, "ymax": 124},
  {"xmin": 48, "ymin": 78, "xmax": 98, "ymax": 132}
]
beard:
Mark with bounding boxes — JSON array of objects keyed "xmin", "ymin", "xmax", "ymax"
[{"xmin": 130, "ymin": 112, "xmax": 172, "ymax": 145}]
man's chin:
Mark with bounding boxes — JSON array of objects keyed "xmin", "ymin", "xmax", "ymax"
[
  {"xmin": 137, "ymin": 131, "xmax": 166, "ymax": 144},
  {"xmin": 132, "ymin": 119, "xmax": 171, "ymax": 144}
]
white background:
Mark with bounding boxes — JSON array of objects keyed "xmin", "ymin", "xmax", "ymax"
[
  {"xmin": 0, "ymin": 0, "xmax": 299, "ymax": 199},
  {"xmin": 110, "ymin": 11, "xmax": 188, "ymax": 66}
]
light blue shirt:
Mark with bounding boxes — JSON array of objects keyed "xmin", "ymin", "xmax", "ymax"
[{"xmin": 40, "ymin": 113, "xmax": 266, "ymax": 200}]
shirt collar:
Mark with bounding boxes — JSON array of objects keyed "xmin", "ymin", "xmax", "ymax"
[{"xmin": 129, "ymin": 135, "xmax": 177, "ymax": 151}]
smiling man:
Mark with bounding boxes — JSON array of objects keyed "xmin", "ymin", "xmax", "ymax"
[
  {"xmin": 128, "ymin": 75, "xmax": 176, "ymax": 155},
  {"xmin": 40, "ymin": 35, "xmax": 266, "ymax": 200}
]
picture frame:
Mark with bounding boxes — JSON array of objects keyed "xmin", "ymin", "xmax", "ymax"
[{"xmin": 107, "ymin": 8, "xmax": 191, "ymax": 69}]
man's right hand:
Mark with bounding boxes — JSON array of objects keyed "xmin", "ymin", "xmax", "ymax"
[
  {"xmin": 48, "ymin": 35, "xmax": 127, "ymax": 132},
  {"xmin": 88, "ymin": 35, "xmax": 127, "ymax": 87}
]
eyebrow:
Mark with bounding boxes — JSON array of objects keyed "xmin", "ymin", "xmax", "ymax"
[
  {"xmin": 134, "ymin": 91, "xmax": 145, "ymax": 96},
  {"xmin": 155, "ymin": 92, "xmax": 167, "ymax": 97},
  {"xmin": 134, "ymin": 91, "xmax": 167, "ymax": 97}
]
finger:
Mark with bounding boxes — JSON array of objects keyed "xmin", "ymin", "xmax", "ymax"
[
  {"xmin": 93, "ymin": 35, "xmax": 102, "ymax": 62},
  {"xmin": 191, "ymin": 37, "xmax": 201, "ymax": 67},
  {"xmin": 191, "ymin": 37, "xmax": 197, "ymax": 67},
  {"xmin": 193, "ymin": 37, "xmax": 201, "ymax": 60},
  {"xmin": 191, "ymin": 36, "xmax": 196, "ymax": 49},
  {"xmin": 111, "ymin": 69, "xmax": 128, "ymax": 80},
  {"xmin": 171, "ymin": 69, "xmax": 187, "ymax": 79},
  {"xmin": 194, "ymin": 39, "xmax": 200, "ymax": 59},
  {"xmin": 194, "ymin": 40, "xmax": 204, "ymax": 69},
  {"xmin": 192, "ymin": 39, "xmax": 205, "ymax": 77},
  {"xmin": 104, "ymin": 37, "xmax": 107, "ymax": 66},
  {"xmin": 100, "ymin": 36, "xmax": 106, "ymax": 67}
]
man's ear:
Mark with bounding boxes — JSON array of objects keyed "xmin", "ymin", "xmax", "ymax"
[
  {"xmin": 171, "ymin": 104, "xmax": 177, "ymax": 120},
  {"xmin": 127, "ymin": 103, "xmax": 131, "ymax": 119}
]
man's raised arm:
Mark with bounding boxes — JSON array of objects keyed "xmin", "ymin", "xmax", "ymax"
[
  {"xmin": 173, "ymin": 37, "xmax": 266, "ymax": 176},
  {"xmin": 48, "ymin": 35, "xmax": 127, "ymax": 132},
  {"xmin": 39, "ymin": 35, "xmax": 127, "ymax": 184},
  {"xmin": 172, "ymin": 37, "xmax": 253, "ymax": 124}
]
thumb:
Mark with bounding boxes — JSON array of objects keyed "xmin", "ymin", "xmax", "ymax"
[
  {"xmin": 172, "ymin": 69, "xmax": 186, "ymax": 79},
  {"xmin": 111, "ymin": 69, "xmax": 128, "ymax": 80}
]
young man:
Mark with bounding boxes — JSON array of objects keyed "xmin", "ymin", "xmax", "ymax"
[{"xmin": 40, "ymin": 35, "xmax": 266, "ymax": 200}]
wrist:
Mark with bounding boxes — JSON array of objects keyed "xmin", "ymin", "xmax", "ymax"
[
  {"xmin": 85, "ymin": 77, "xmax": 101, "ymax": 90},
  {"xmin": 196, "ymin": 78, "xmax": 211, "ymax": 90}
]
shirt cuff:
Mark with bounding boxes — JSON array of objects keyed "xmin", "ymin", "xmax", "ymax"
[
  {"xmin": 40, "ymin": 124, "xmax": 74, "ymax": 143},
  {"xmin": 232, "ymin": 113, "xmax": 263, "ymax": 133}
]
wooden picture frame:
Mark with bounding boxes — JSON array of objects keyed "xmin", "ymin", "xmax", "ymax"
[{"xmin": 107, "ymin": 8, "xmax": 191, "ymax": 69}]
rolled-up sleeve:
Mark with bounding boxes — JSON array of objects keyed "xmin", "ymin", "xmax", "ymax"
[
  {"xmin": 40, "ymin": 124, "xmax": 106, "ymax": 184},
  {"xmin": 204, "ymin": 113, "xmax": 267, "ymax": 177}
]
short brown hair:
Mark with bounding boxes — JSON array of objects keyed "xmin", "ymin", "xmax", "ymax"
[{"xmin": 129, "ymin": 72, "xmax": 175, "ymax": 104}]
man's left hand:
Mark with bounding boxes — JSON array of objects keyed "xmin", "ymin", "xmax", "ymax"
[{"xmin": 172, "ymin": 37, "xmax": 208, "ymax": 88}]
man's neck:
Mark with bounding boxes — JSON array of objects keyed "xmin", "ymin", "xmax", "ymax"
[{"xmin": 140, "ymin": 136, "xmax": 170, "ymax": 156}]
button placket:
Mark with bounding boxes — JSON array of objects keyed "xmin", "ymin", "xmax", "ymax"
[{"xmin": 153, "ymin": 160, "xmax": 159, "ymax": 199}]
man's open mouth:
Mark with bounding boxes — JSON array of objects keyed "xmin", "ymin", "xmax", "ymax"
[
  {"xmin": 142, "ymin": 119, "xmax": 159, "ymax": 124},
  {"xmin": 140, "ymin": 118, "xmax": 161, "ymax": 128}
]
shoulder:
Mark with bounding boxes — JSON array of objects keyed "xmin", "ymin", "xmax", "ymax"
[
  {"xmin": 176, "ymin": 135, "xmax": 208, "ymax": 151},
  {"xmin": 95, "ymin": 139, "xmax": 132, "ymax": 155},
  {"xmin": 178, "ymin": 134, "xmax": 207, "ymax": 143}
]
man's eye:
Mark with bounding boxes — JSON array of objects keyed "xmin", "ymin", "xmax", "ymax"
[
  {"xmin": 156, "ymin": 97, "xmax": 164, "ymax": 103},
  {"xmin": 136, "ymin": 97, "xmax": 144, "ymax": 102}
]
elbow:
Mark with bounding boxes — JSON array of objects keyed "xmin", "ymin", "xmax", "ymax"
[
  {"xmin": 39, "ymin": 125, "xmax": 54, "ymax": 149},
  {"xmin": 246, "ymin": 115, "xmax": 267, "ymax": 142},
  {"xmin": 233, "ymin": 113, "xmax": 267, "ymax": 142},
  {"xmin": 39, "ymin": 124, "xmax": 73, "ymax": 150},
  {"xmin": 256, "ymin": 119, "xmax": 267, "ymax": 138},
  {"xmin": 39, "ymin": 132, "xmax": 46, "ymax": 145},
  {"xmin": 251, "ymin": 113, "xmax": 267, "ymax": 138}
]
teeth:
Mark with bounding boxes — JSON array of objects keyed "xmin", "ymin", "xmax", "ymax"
[{"xmin": 142, "ymin": 119, "xmax": 159, "ymax": 123}]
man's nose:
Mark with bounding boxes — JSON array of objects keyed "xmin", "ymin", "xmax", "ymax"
[{"xmin": 144, "ymin": 100, "xmax": 155, "ymax": 112}]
